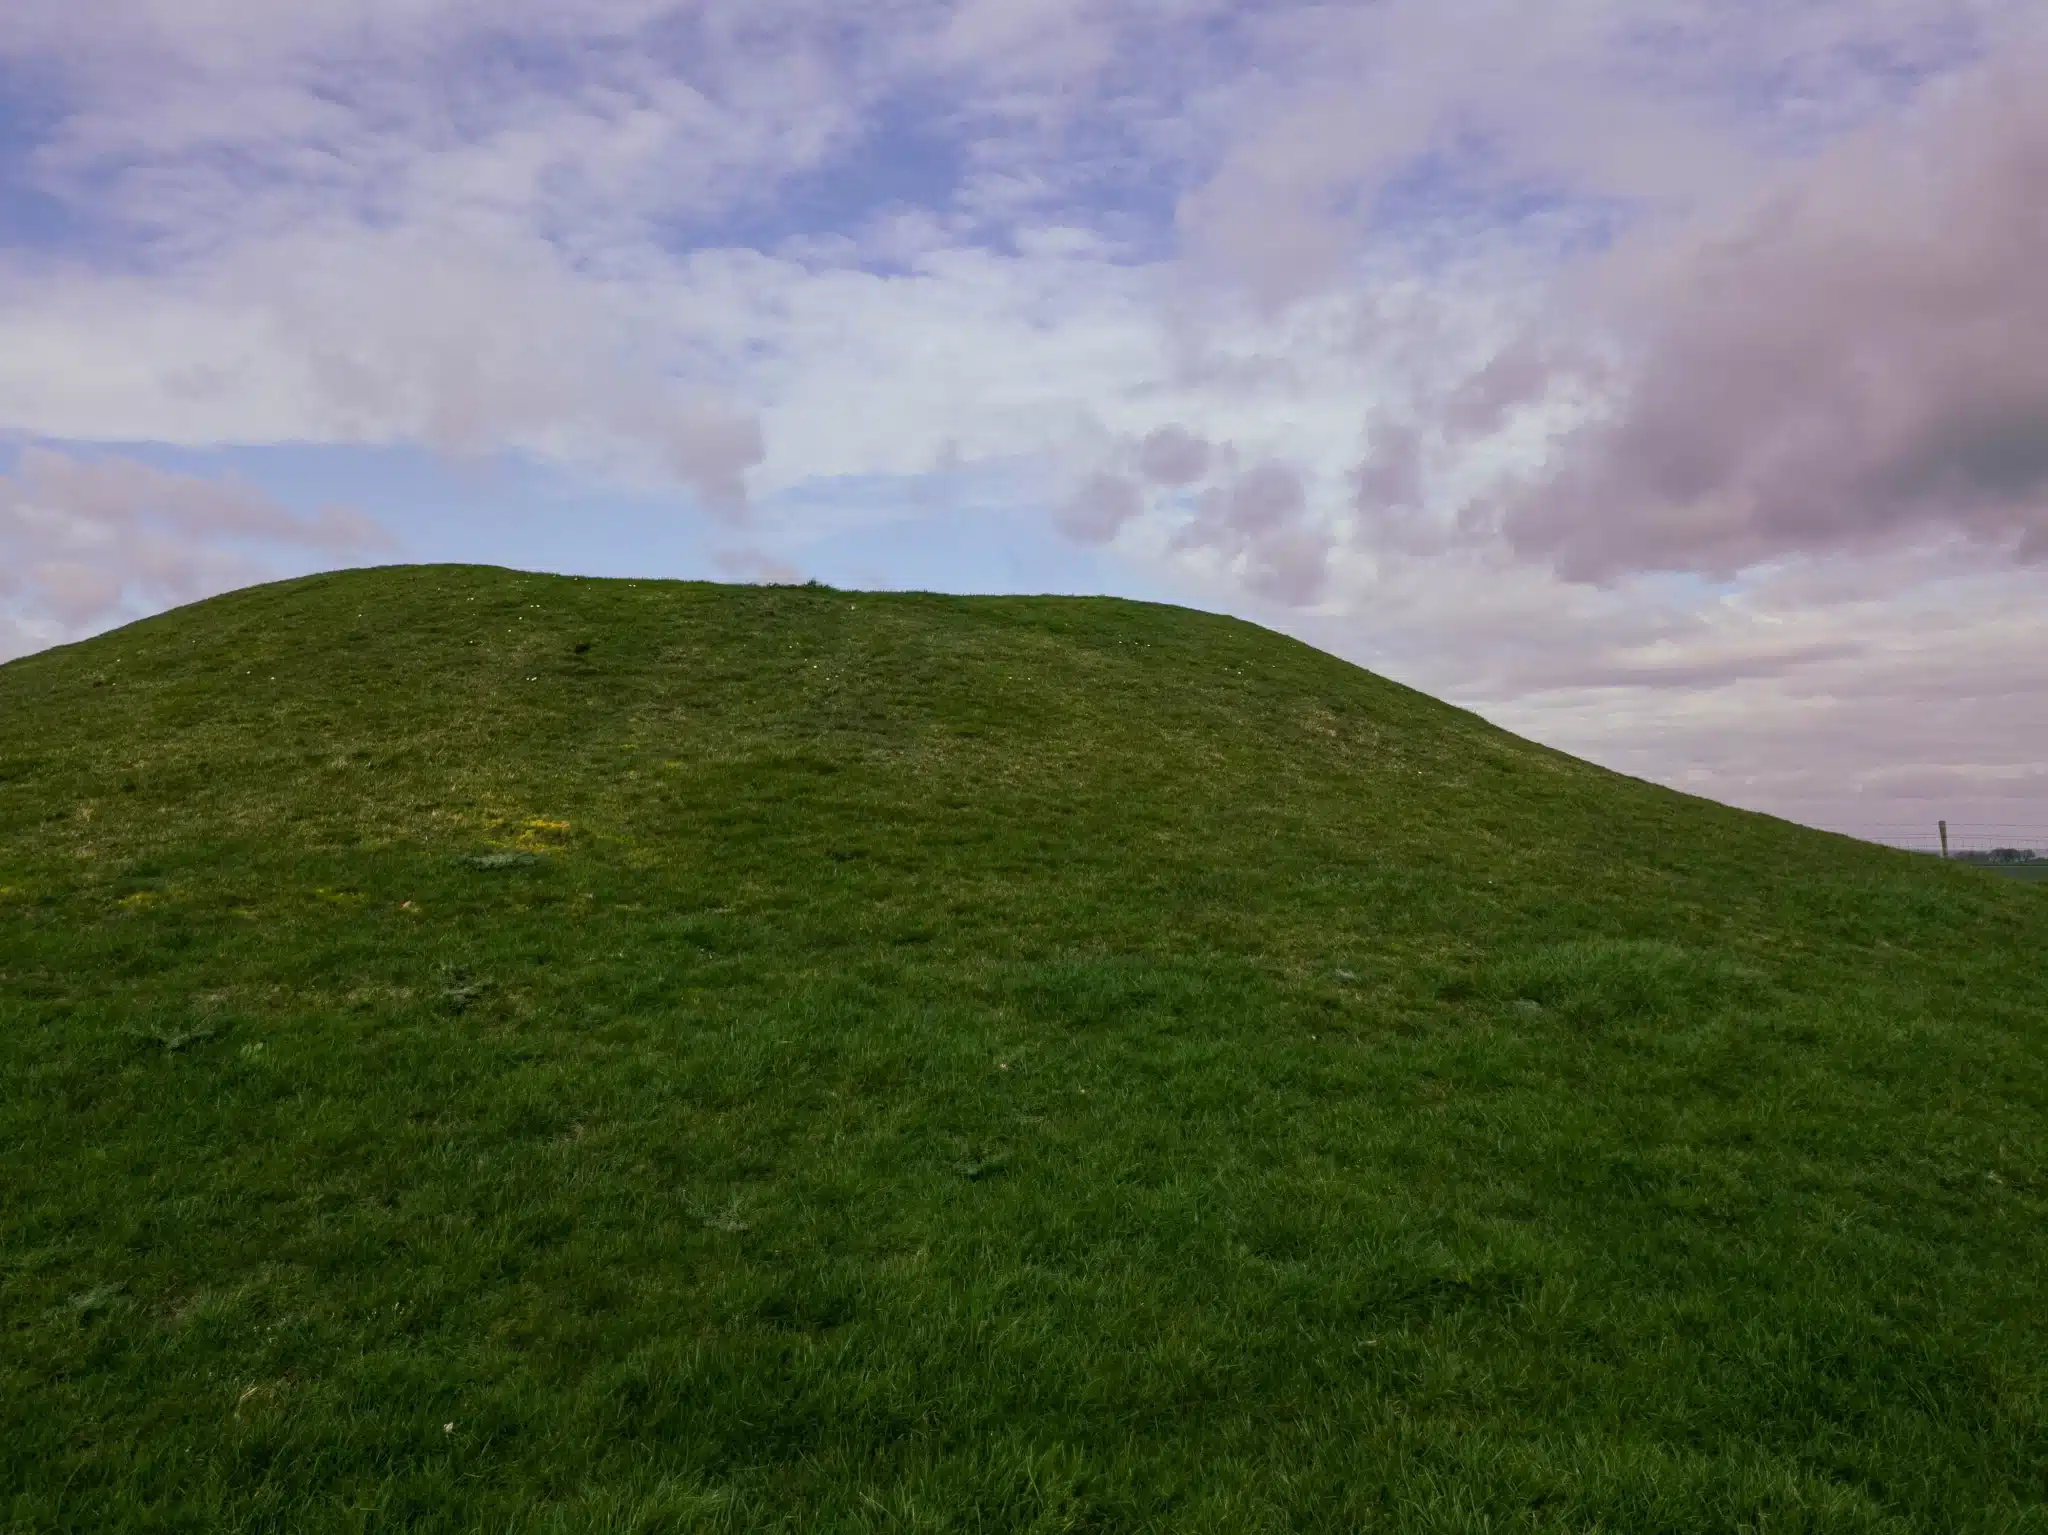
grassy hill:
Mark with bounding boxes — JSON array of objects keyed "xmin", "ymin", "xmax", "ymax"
[{"xmin": 2, "ymin": 564, "xmax": 2042, "ymax": 1532}]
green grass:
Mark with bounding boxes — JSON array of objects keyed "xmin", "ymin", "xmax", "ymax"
[{"xmin": 2, "ymin": 564, "xmax": 2043, "ymax": 1533}]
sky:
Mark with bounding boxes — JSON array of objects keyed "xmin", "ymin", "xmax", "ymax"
[{"xmin": 1, "ymin": 0, "xmax": 2044, "ymax": 846}]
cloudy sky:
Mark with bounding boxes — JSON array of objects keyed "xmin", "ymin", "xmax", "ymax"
[{"xmin": 2, "ymin": 0, "xmax": 2044, "ymax": 844}]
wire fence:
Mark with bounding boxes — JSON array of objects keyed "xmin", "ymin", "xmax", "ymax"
[
  {"xmin": 1825, "ymin": 823, "xmax": 2048, "ymax": 878},
  {"xmin": 1833, "ymin": 823, "xmax": 2043, "ymax": 855}
]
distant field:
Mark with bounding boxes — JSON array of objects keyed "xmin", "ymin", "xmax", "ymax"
[
  {"xmin": 1981, "ymin": 862, "xmax": 2048, "ymax": 883},
  {"xmin": 3, "ymin": 565, "xmax": 2044, "ymax": 1533}
]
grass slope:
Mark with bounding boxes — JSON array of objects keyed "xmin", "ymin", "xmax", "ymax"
[{"xmin": 2, "ymin": 565, "xmax": 2043, "ymax": 1533}]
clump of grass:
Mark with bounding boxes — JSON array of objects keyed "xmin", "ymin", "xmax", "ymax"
[
  {"xmin": 459, "ymin": 850, "xmax": 543, "ymax": 871},
  {"xmin": 130, "ymin": 1022, "xmax": 224, "ymax": 1055},
  {"xmin": 0, "ymin": 564, "xmax": 2042, "ymax": 1530}
]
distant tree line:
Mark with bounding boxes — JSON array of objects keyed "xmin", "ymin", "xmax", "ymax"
[{"xmin": 1954, "ymin": 848, "xmax": 2044, "ymax": 865}]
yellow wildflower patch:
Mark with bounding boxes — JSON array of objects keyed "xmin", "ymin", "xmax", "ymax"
[
  {"xmin": 461, "ymin": 810, "xmax": 576, "ymax": 852},
  {"xmin": 515, "ymin": 817, "xmax": 574, "ymax": 850}
]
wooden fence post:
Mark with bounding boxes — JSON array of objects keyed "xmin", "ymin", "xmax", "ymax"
[{"xmin": 1939, "ymin": 820, "xmax": 1949, "ymax": 859}]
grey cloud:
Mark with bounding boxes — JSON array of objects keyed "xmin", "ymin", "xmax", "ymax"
[
  {"xmin": 1165, "ymin": 0, "xmax": 2039, "ymax": 326},
  {"xmin": 1173, "ymin": 460, "xmax": 1331, "ymax": 605},
  {"xmin": 8, "ymin": 448, "xmax": 384, "ymax": 551},
  {"xmin": 1352, "ymin": 422, "xmax": 1424, "ymax": 512},
  {"xmin": 1441, "ymin": 342, "xmax": 1598, "ymax": 443},
  {"xmin": 1218, "ymin": 461, "xmax": 1305, "ymax": 530},
  {"xmin": 1485, "ymin": 55, "xmax": 2048, "ymax": 579},
  {"xmin": 1177, "ymin": 158, "xmax": 1355, "ymax": 311},
  {"xmin": 1057, "ymin": 469, "xmax": 1143, "ymax": 544},
  {"xmin": 1170, "ymin": 0, "xmax": 1854, "ymax": 306},
  {"xmin": 1492, "ymin": 637, "xmax": 1869, "ymax": 694},
  {"xmin": 1050, "ymin": 426, "xmax": 1214, "ymax": 556},
  {"xmin": 1136, "ymin": 425, "xmax": 1211, "ymax": 487},
  {"xmin": 0, "ymin": 448, "xmax": 390, "ymax": 650},
  {"xmin": 33, "ymin": 564, "xmax": 126, "ymax": 628},
  {"xmin": 1242, "ymin": 526, "xmax": 1331, "ymax": 606},
  {"xmin": 1351, "ymin": 423, "xmax": 1465, "ymax": 555},
  {"xmin": 659, "ymin": 404, "xmax": 768, "ymax": 518},
  {"xmin": 1320, "ymin": 544, "xmax": 2048, "ymax": 839}
]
